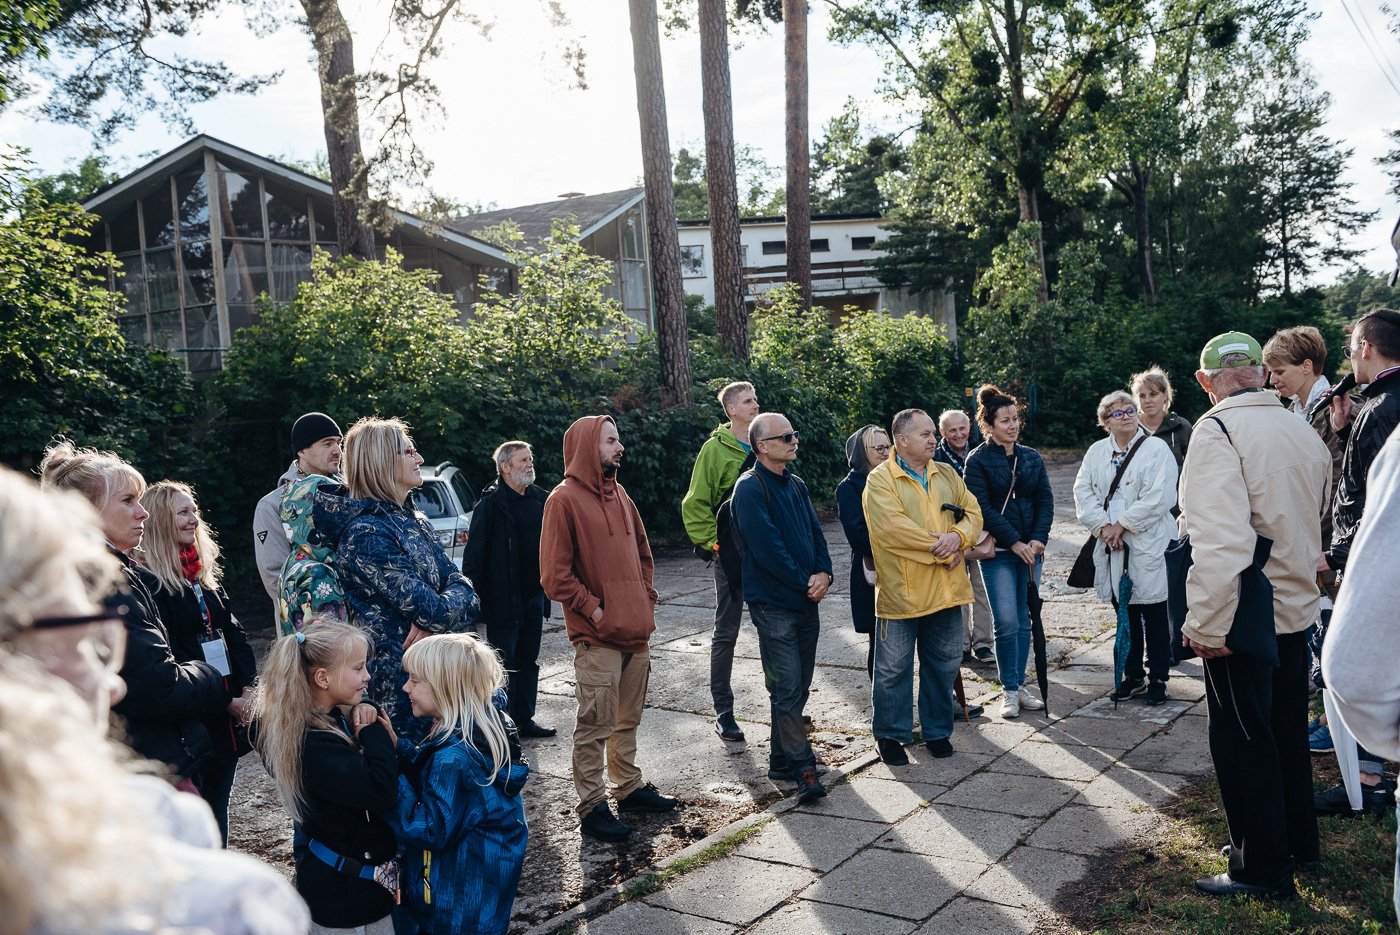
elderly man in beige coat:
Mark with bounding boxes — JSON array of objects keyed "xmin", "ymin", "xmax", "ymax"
[{"xmin": 1179, "ymin": 331, "xmax": 1331, "ymax": 902}]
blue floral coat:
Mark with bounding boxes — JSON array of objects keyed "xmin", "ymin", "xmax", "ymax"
[{"xmin": 316, "ymin": 490, "xmax": 479, "ymax": 740}]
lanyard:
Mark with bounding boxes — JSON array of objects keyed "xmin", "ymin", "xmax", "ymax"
[{"xmin": 190, "ymin": 581, "xmax": 215, "ymax": 639}]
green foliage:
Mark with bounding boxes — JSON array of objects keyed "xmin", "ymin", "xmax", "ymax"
[
  {"xmin": 669, "ymin": 144, "xmax": 784, "ymax": 221},
  {"xmin": 1320, "ymin": 268, "xmax": 1400, "ymax": 322},
  {"xmin": 27, "ymin": 152, "xmax": 116, "ymax": 203}
]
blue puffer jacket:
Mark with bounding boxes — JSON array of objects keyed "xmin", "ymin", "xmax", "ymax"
[
  {"xmin": 393, "ymin": 707, "xmax": 529, "ymax": 935},
  {"xmin": 964, "ymin": 442, "xmax": 1054, "ymax": 548},
  {"xmin": 315, "ymin": 489, "xmax": 478, "ymax": 739}
]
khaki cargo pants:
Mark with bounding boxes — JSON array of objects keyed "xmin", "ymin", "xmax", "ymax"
[{"xmin": 572, "ymin": 641, "xmax": 650, "ymax": 815}]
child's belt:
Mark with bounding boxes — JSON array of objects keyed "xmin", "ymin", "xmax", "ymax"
[{"xmin": 307, "ymin": 838, "xmax": 378, "ymax": 881}]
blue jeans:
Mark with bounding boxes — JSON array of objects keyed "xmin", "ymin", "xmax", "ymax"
[
  {"xmin": 749, "ymin": 601, "xmax": 819, "ymax": 773},
  {"xmin": 982, "ymin": 551, "xmax": 1042, "ymax": 693},
  {"xmin": 871, "ymin": 607, "xmax": 965, "ymax": 744},
  {"xmin": 1394, "ymin": 796, "xmax": 1399, "ymax": 924}
]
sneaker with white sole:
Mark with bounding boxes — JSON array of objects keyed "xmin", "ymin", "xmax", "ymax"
[
  {"xmin": 1000, "ymin": 692, "xmax": 1021, "ymax": 718},
  {"xmin": 1017, "ymin": 687, "xmax": 1045, "ymax": 711}
]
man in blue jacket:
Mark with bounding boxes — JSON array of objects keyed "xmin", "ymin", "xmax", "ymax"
[{"xmin": 731, "ymin": 412, "xmax": 833, "ymax": 803}]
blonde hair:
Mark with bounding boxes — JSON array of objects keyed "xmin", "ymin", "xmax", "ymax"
[
  {"xmin": 38, "ymin": 439, "xmax": 146, "ymax": 511},
  {"xmin": 140, "ymin": 481, "xmax": 221, "ymax": 593},
  {"xmin": 344, "ymin": 417, "xmax": 412, "ymax": 504},
  {"xmin": 717, "ymin": 381, "xmax": 755, "ymax": 414},
  {"xmin": 252, "ymin": 620, "xmax": 371, "ymax": 822},
  {"xmin": 1096, "ymin": 390, "xmax": 1136, "ymax": 430},
  {"xmin": 1129, "ymin": 366, "xmax": 1175, "ymax": 409},
  {"xmin": 0, "ymin": 466, "xmax": 122, "ymax": 641},
  {"xmin": 402, "ymin": 633, "xmax": 510, "ymax": 780}
]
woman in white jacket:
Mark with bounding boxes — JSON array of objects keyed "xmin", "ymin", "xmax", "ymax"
[{"xmin": 1073, "ymin": 391, "xmax": 1179, "ymax": 705}]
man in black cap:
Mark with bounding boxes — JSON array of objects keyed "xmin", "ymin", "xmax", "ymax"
[{"xmin": 253, "ymin": 412, "xmax": 342, "ymax": 615}]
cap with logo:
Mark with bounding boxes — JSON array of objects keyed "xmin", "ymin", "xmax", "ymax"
[{"xmin": 1200, "ymin": 332, "xmax": 1262, "ymax": 370}]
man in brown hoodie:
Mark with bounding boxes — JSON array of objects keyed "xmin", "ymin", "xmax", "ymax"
[{"xmin": 541, "ymin": 415, "xmax": 679, "ymax": 842}]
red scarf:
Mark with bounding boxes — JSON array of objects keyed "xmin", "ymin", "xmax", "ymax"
[{"xmin": 179, "ymin": 543, "xmax": 202, "ymax": 583}]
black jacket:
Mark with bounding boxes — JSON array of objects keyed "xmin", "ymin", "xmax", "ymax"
[
  {"xmin": 150, "ymin": 578, "xmax": 258, "ymax": 759},
  {"xmin": 110, "ymin": 553, "xmax": 226, "ymax": 778},
  {"xmin": 932, "ymin": 440, "xmax": 972, "ymax": 476},
  {"xmin": 461, "ymin": 478, "xmax": 549, "ymax": 626},
  {"xmin": 836, "ymin": 429, "xmax": 876, "ymax": 634},
  {"xmin": 964, "ymin": 442, "xmax": 1055, "ymax": 548},
  {"xmin": 1144, "ymin": 412, "xmax": 1192, "ymax": 470},
  {"xmin": 296, "ymin": 714, "xmax": 399, "ymax": 928},
  {"xmin": 1329, "ymin": 368, "xmax": 1400, "ymax": 570}
]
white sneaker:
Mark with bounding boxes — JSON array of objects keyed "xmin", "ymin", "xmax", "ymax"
[
  {"xmin": 1000, "ymin": 692, "xmax": 1020, "ymax": 718},
  {"xmin": 1017, "ymin": 687, "xmax": 1045, "ymax": 711}
]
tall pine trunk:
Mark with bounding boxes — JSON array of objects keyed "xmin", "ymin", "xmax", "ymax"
[
  {"xmin": 699, "ymin": 0, "xmax": 748, "ymax": 359},
  {"xmin": 628, "ymin": 0, "xmax": 693, "ymax": 404},
  {"xmin": 783, "ymin": 0, "xmax": 812, "ymax": 306},
  {"xmin": 302, "ymin": 0, "xmax": 376, "ymax": 259}
]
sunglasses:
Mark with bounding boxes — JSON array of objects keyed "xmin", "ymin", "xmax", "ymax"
[{"xmin": 760, "ymin": 431, "xmax": 800, "ymax": 444}]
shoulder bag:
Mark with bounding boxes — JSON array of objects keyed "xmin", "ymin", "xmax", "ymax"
[{"xmin": 1067, "ymin": 435, "xmax": 1144, "ymax": 589}]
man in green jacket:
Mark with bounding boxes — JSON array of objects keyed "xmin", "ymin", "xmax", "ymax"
[{"xmin": 681, "ymin": 381, "xmax": 760, "ymax": 742}]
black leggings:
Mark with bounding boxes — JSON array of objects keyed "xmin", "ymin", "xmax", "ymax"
[{"xmin": 1113, "ymin": 599, "xmax": 1171, "ymax": 683}]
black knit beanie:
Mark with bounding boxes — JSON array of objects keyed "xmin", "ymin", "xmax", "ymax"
[{"xmin": 290, "ymin": 412, "xmax": 342, "ymax": 457}]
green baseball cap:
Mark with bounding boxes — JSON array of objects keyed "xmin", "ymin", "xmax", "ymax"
[{"xmin": 1200, "ymin": 331, "xmax": 1262, "ymax": 369}]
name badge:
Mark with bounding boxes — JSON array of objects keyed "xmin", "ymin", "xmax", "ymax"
[
  {"xmin": 1107, "ymin": 495, "xmax": 1125, "ymax": 524},
  {"xmin": 200, "ymin": 634, "xmax": 232, "ymax": 676}
]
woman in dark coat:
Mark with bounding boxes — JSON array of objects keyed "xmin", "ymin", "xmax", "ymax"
[{"xmin": 835, "ymin": 425, "xmax": 890, "ymax": 679}]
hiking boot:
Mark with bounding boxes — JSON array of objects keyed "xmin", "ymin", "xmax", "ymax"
[
  {"xmin": 963, "ymin": 703, "xmax": 985, "ymax": 719},
  {"xmin": 1110, "ymin": 678, "xmax": 1147, "ymax": 702},
  {"xmin": 580, "ymin": 802, "xmax": 630, "ymax": 842},
  {"xmin": 925, "ymin": 737, "xmax": 954, "ymax": 758},
  {"xmin": 1017, "ymin": 687, "xmax": 1045, "ymax": 711},
  {"xmin": 1314, "ymin": 778, "xmax": 1395, "ymax": 817},
  {"xmin": 795, "ymin": 767, "xmax": 827, "ymax": 803},
  {"xmin": 517, "ymin": 719, "xmax": 557, "ymax": 739},
  {"xmin": 1000, "ymin": 692, "xmax": 1021, "ymax": 719},
  {"xmin": 973, "ymin": 646, "xmax": 996, "ymax": 665},
  {"xmin": 1308, "ymin": 724, "xmax": 1334, "ymax": 754},
  {"xmin": 1144, "ymin": 680, "xmax": 1167, "ymax": 706},
  {"xmin": 714, "ymin": 712, "xmax": 746, "ymax": 742},
  {"xmin": 617, "ymin": 783, "xmax": 679, "ymax": 813},
  {"xmin": 877, "ymin": 737, "xmax": 909, "ymax": 766}
]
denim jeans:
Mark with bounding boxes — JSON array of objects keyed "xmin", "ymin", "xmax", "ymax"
[
  {"xmin": 1394, "ymin": 796, "xmax": 1399, "ymax": 924},
  {"xmin": 711, "ymin": 561, "xmax": 745, "ymax": 716},
  {"xmin": 982, "ymin": 551, "xmax": 1042, "ymax": 693},
  {"xmin": 749, "ymin": 601, "xmax": 820, "ymax": 773},
  {"xmin": 871, "ymin": 606, "xmax": 965, "ymax": 744}
]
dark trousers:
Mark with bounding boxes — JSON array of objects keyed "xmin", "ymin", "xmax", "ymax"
[
  {"xmin": 1115, "ymin": 599, "xmax": 1171, "ymax": 683},
  {"xmin": 1203, "ymin": 629, "xmax": 1317, "ymax": 884},
  {"xmin": 710, "ymin": 561, "xmax": 744, "ymax": 716},
  {"xmin": 197, "ymin": 748, "xmax": 240, "ymax": 846},
  {"xmin": 486, "ymin": 600, "xmax": 545, "ymax": 725},
  {"xmin": 749, "ymin": 601, "xmax": 819, "ymax": 773}
]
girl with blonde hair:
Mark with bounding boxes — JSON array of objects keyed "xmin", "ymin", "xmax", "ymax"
[
  {"xmin": 253, "ymin": 620, "xmax": 399, "ymax": 935},
  {"xmin": 394, "ymin": 633, "xmax": 529, "ymax": 935},
  {"xmin": 141, "ymin": 480, "xmax": 258, "ymax": 842}
]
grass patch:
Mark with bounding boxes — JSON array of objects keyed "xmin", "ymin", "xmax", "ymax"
[
  {"xmin": 1049, "ymin": 766, "xmax": 1397, "ymax": 935},
  {"xmin": 618, "ymin": 816, "xmax": 774, "ymax": 902}
]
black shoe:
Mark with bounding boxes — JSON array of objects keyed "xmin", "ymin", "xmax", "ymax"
[
  {"xmin": 1143, "ymin": 680, "xmax": 1167, "ymax": 706},
  {"xmin": 714, "ymin": 712, "xmax": 746, "ymax": 742},
  {"xmin": 973, "ymin": 646, "xmax": 996, "ymax": 665},
  {"xmin": 925, "ymin": 737, "xmax": 954, "ymax": 758},
  {"xmin": 1109, "ymin": 678, "xmax": 1147, "ymax": 702},
  {"xmin": 517, "ymin": 719, "xmax": 557, "ymax": 738},
  {"xmin": 795, "ymin": 767, "xmax": 827, "ymax": 803},
  {"xmin": 1314, "ymin": 779, "xmax": 1396, "ymax": 816},
  {"xmin": 580, "ymin": 802, "xmax": 631, "ymax": 842},
  {"xmin": 768, "ymin": 763, "xmax": 828, "ymax": 782},
  {"xmin": 1221, "ymin": 844, "xmax": 1319, "ymax": 873},
  {"xmin": 1193, "ymin": 873, "xmax": 1295, "ymax": 900},
  {"xmin": 617, "ymin": 783, "xmax": 680, "ymax": 813},
  {"xmin": 962, "ymin": 703, "xmax": 985, "ymax": 719},
  {"xmin": 877, "ymin": 737, "xmax": 909, "ymax": 766}
]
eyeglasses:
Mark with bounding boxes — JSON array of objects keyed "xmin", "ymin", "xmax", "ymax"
[
  {"xmin": 1108, "ymin": 407, "xmax": 1138, "ymax": 420},
  {"xmin": 760, "ymin": 431, "xmax": 800, "ymax": 444},
  {"xmin": 11, "ymin": 603, "xmax": 130, "ymax": 693},
  {"xmin": 868, "ymin": 444, "xmax": 891, "ymax": 453},
  {"xmin": 1344, "ymin": 342, "xmax": 1361, "ymax": 360},
  {"xmin": 401, "ymin": 446, "xmax": 420, "ymax": 458}
]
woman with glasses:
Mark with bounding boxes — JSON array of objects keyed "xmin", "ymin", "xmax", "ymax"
[
  {"xmin": 836, "ymin": 425, "xmax": 891, "ymax": 678},
  {"xmin": 964, "ymin": 385, "xmax": 1054, "ymax": 719},
  {"xmin": 1072, "ymin": 391, "xmax": 1179, "ymax": 705},
  {"xmin": 38, "ymin": 442, "xmax": 228, "ymax": 786},
  {"xmin": 140, "ymin": 480, "xmax": 258, "ymax": 843},
  {"xmin": 317, "ymin": 417, "xmax": 479, "ymax": 740},
  {"xmin": 1130, "ymin": 366, "xmax": 1191, "ymax": 471}
]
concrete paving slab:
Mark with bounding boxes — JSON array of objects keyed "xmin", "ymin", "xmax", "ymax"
[
  {"xmin": 986, "ymin": 737, "xmax": 1118, "ymax": 783},
  {"xmin": 924, "ymin": 718, "xmax": 1037, "ymax": 758},
  {"xmin": 735, "ymin": 812, "xmax": 887, "ymax": 872},
  {"xmin": 859, "ymin": 751, "xmax": 993, "ymax": 786},
  {"xmin": 1165, "ymin": 676, "xmax": 1205, "ymax": 702},
  {"xmin": 1072, "ymin": 694, "xmax": 1193, "ymax": 725},
  {"xmin": 799, "ymin": 848, "xmax": 986, "ymax": 920},
  {"xmin": 1073, "ymin": 766, "xmax": 1193, "ymax": 810},
  {"xmin": 746, "ymin": 901, "xmax": 916, "ymax": 935},
  {"xmin": 577, "ymin": 902, "xmax": 736, "ymax": 935},
  {"xmin": 1026, "ymin": 712, "xmax": 1166, "ymax": 751},
  {"xmin": 875, "ymin": 803, "xmax": 1040, "ymax": 863},
  {"xmin": 933, "ymin": 772, "xmax": 1087, "ymax": 818},
  {"xmin": 1025, "ymin": 803, "xmax": 1163, "ymax": 856},
  {"xmin": 1118, "ymin": 724, "xmax": 1213, "ymax": 776},
  {"xmin": 794, "ymin": 776, "xmax": 940, "ymax": 824},
  {"xmin": 643, "ymin": 856, "xmax": 818, "ymax": 926},
  {"xmin": 915, "ymin": 896, "xmax": 1042, "ymax": 935},
  {"xmin": 961, "ymin": 844, "xmax": 1090, "ymax": 911}
]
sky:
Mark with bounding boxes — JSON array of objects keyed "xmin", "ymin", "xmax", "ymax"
[{"xmin": 3, "ymin": 0, "xmax": 1396, "ymax": 281}]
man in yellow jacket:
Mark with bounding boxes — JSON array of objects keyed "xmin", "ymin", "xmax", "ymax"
[{"xmin": 864, "ymin": 408, "xmax": 983, "ymax": 764}]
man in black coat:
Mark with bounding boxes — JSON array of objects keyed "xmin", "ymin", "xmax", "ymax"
[{"xmin": 462, "ymin": 440, "xmax": 555, "ymax": 738}]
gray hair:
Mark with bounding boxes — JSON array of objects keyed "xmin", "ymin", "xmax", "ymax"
[
  {"xmin": 1202, "ymin": 365, "xmax": 1266, "ymax": 394},
  {"xmin": 1096, "ymin": 390, "xmax": 1136, "ymax": 430},
  {"xmin": 937, "ymin": 409, "xmax": 970, "ymax": 430},
  {"xmin": 749, "ymin": 412, "xmax": 787, "ymax": 449},
  {"xmin": 492, "ymin": 440, "xmax": 531, "ymax": 474},
  {"xmin": 891, "ymin": 408, "xmax": 929, "ymax": 437}
]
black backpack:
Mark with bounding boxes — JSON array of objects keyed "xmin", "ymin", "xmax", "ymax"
[{"xmin": 716, "ymin": 460, "xmax": 780, "ymax": 600}]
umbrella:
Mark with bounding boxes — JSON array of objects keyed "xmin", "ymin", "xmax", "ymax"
[
  {"xmin": 1027, "ymin": 578, "xmax": 1050, "ymax": 716},
  {"xmin": 1113, "ymin": 570, "xmax": 1134, "ymax": 709},
  {"xmin": 1322, "ymin": 689, "xmax": 1364, "ymax": 812},
  {"xmin": 953, "ymin": 670, "xmax": 971, "ymax": 723}
]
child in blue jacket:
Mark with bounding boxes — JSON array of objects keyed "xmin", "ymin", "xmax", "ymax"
[{"xmin": 394, "ymin": 633, "xmax": 529, "ymax": 935}]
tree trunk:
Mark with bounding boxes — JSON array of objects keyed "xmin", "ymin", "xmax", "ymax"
[
  {"xmin": 1002, "ymin": 0, "xmax": 1047, "ymax": 301},
  {"xmin": 699, "ymin": 0, "xmax": 748, "ymax": 359},
  {"xmin": 628, "ymin": 0, "xmax": 693, "ymax": 405},
  {"xmin": 783, "ymin": 0, "xmax": 812, "ymax": 307},
  {"xmin": 1131, "ymin": 159, "xmax": 1156, "ymax": 300},
  {"xmin": 302, "ymin": 0, "xmax": 376, "ymax": 259}
]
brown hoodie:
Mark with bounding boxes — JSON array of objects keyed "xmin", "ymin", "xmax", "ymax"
[{"xmin": 540, "ymin": 415, "xmax": 658, "ymax": 653}]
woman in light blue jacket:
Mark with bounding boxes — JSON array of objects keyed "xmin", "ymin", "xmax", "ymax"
[{"xmin": 1072, "ymin": 390, "xmax": 1179, "ymax": 705}]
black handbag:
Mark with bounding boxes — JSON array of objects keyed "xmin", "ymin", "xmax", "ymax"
[{"xmin": 1068, "ymin": 435, "xmax": 1145, "ymax": 589}]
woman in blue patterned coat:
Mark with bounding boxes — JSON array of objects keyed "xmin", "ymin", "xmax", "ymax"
[{"xmin": 317, "ymin": 417, "xmax": 478, "ymax": 742}]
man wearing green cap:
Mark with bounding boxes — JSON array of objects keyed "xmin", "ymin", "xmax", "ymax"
[{"xmin": 1179, "ymin": 331, "xmax": 1331, "ymax": 900}]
